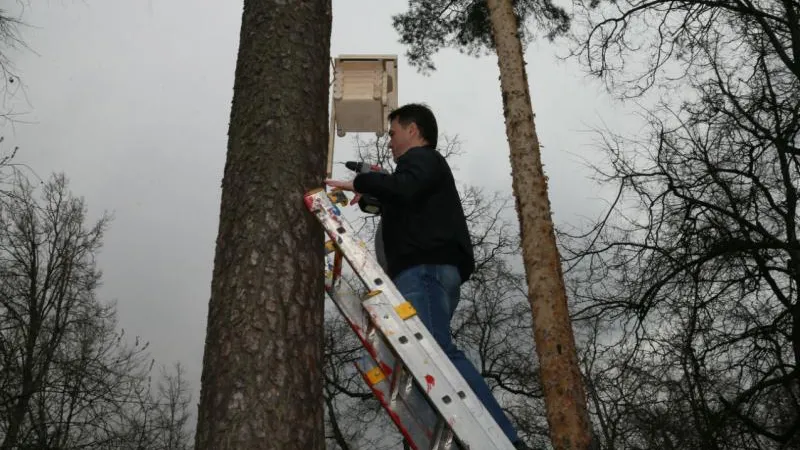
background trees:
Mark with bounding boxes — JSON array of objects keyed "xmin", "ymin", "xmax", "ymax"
[
  {"xmin": 561, "ymin": 0, "xmax": 800, "ymax": 448},
  {"xmin": 0, "ymin": 172, "xmax": 193, "ymax": 449},
  {"xmin": 0, "ymin": 6, "xmax": 195, "ymax": 449},
  {"xmin": 0, "ymin": 9, "xmax": 23, "ymax": 115},
  {"xmin": 3, "ymin": 0, "xmax": 796, "ymax": 448},
  {"xmin": 384, "ymin": 1, "xmax": 799, "ymax": 449}
]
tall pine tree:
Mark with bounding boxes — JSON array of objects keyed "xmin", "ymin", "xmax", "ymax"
[
  {"xmin": 394, "ymin": 2, "xmax": 593, "ymax": 448},
  {"xmin": 194, "ymin": 2, "xmax": 332, "ymax": 449}
]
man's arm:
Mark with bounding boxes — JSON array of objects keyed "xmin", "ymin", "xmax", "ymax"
[{"xmin": 353, "ymin": 147, "xmax": 441, "ymax": 203}]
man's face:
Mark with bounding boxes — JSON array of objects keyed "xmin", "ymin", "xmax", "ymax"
[{"xmin": 388, "ymin": 118, "xmax": 415, "ymax": 160}]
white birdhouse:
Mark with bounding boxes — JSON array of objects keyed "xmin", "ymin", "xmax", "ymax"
[{"xmin": 331, "ymin": 54, "xmax": 398, "ymax": 137}]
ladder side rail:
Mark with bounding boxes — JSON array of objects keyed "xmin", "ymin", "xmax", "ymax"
[
  {"xmin": 325, "ymin": 264, "xmax": 443, "ymax": 448},
  {"xmin": 359, "ymin": 290, "xmax": 501, "ymax": 449},
  {"xmin": 312, "ymin": 191, "xmax": 485, "ymax": 399},
  {"xmin": 325, "ymin": 285, "xmax": 435, "ymax": 449}
]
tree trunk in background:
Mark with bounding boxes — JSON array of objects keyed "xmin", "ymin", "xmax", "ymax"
[
  {"xmin": 194, "ymin": 2, "xmax": 331, "ymax": 449},
  {"xmin": 485, "ymin": 0, "xmax": 592, "ymax": 448}
]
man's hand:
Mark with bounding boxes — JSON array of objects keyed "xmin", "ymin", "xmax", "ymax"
[
  {"xmin": 325, "ymin": 179, "xmax": 361, "ymax": 206},
  {"xmin": 324, "ymin": 179, "xmax": 354, "ymax": 191}
]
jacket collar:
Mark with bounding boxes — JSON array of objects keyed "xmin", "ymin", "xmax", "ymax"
[{"xmin": 397, "ymin": 144, "xmax": 435, "ymax": 161}]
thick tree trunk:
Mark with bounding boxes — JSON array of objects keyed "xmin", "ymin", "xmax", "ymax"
[
  {"xmin": 193, "ymin": 2, "xmax": 331, "ymax": 449},
  {"xmin": 484, "ymin": 0, "xmax": 593, "ymax": 449}
]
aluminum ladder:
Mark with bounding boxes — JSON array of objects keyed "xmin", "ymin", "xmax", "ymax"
[{"xmin": 304, "ymin": 187, "xmax": 515, "ymax": 450}]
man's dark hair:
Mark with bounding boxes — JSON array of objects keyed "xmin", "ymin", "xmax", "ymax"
[{"xmin": 388, "ymin": 103, "xmax": 438, "ymax": 148}]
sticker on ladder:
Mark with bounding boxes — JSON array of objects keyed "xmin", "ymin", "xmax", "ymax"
[{"xmin": 327, "ymin": 205, "xmax": 341, "ymax": 217}]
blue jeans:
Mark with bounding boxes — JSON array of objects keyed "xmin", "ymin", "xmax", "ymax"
[{"xmin": 393, "ymin": 264, "xmax": 520, "ymax": 444}]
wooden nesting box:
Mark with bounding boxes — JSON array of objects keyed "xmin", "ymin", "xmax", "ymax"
[{"xmin": 331, "ymin": 55, "xmax": 398, "ymax": 137}]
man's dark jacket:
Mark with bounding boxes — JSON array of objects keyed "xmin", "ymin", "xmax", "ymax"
[{"xmin": 353, "ymin": 145, "xmax": 475, "ymax": 283}]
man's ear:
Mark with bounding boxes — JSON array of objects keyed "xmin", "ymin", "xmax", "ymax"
[{"xmin": 409, "ymin": 122, "xmax": 420, "ymax": 139}]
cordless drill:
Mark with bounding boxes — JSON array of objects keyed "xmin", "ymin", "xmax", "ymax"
[{"xmin": 345, "ymin": 161, "xmax": 387, "ymax": 215}]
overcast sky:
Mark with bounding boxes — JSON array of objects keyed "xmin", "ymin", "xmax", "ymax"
[{"xmin": 2, "ymin": 0, "xmax": 638, "ymax": 411}]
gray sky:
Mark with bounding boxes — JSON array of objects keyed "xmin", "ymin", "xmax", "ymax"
[{"xmin": 3, "ymin": 0, "xmax": 637, "ymax": 412}]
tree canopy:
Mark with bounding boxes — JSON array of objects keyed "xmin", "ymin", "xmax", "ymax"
[{"xmin": 392, "ymin": 0, "xmax": 570, "ymax": 72}]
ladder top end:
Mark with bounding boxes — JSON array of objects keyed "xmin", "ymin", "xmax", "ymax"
[
  {"xmin": 305, "ymin": 187, "xmax": 325, "ymax": 196},
  {"xmin": 304, "ymin": 187, "xmax": 325, "ymax": 209}
]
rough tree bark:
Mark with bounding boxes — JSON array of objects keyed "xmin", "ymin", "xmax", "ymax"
[
  {"xmin": 484, "ymin": 0, "xmax": 592, "ymax": 448},
  {"xmin": 193, "ymin": 2, "xmax": 332, "ymax": 449}
]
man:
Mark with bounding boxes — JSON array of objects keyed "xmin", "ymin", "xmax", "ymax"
[{"xmin": 325, "ymin": 103, "xmax": 529, "ymax": 449}]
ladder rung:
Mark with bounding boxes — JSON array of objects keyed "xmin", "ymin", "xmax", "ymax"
[
  {"xmin": 431, "ymin": 420, "xmax": 455, "ymax": 450},
  {"xmin": 389, "ymin": 360, "xmax": 410, "ymax": 404},
  {"xmin": 355, "ymin": 356, "xmax": 432, "ymax": 450}
]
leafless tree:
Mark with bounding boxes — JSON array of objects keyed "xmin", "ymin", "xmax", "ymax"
[
  {"xmin": 0, "ymin": 5, "xmax": 39, "ymax": 188},
  {"xmin": 563, "ymin": 0, "xmax": 800, "ymax": 447},
  {"xmin": 110, "ymin": 362, "xmax": 194, "ymax": 450},
  {"xmin": 0, "ymin": 172, "xmax": 111, "ymax": 448},
  {"xmin": 0, "ymin": 172, "xmax": 194, "ymax": 449},
  {"xmin": 0, "ymin": 7, "xmax": 24, "ymax": 80},
  {"xmin": 153, "ymin": 363, "xmax": 193, "ymax": 450},
  {"xmin": 0, "ymin": 4, "xmax": 32, "ymax": 132}
]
